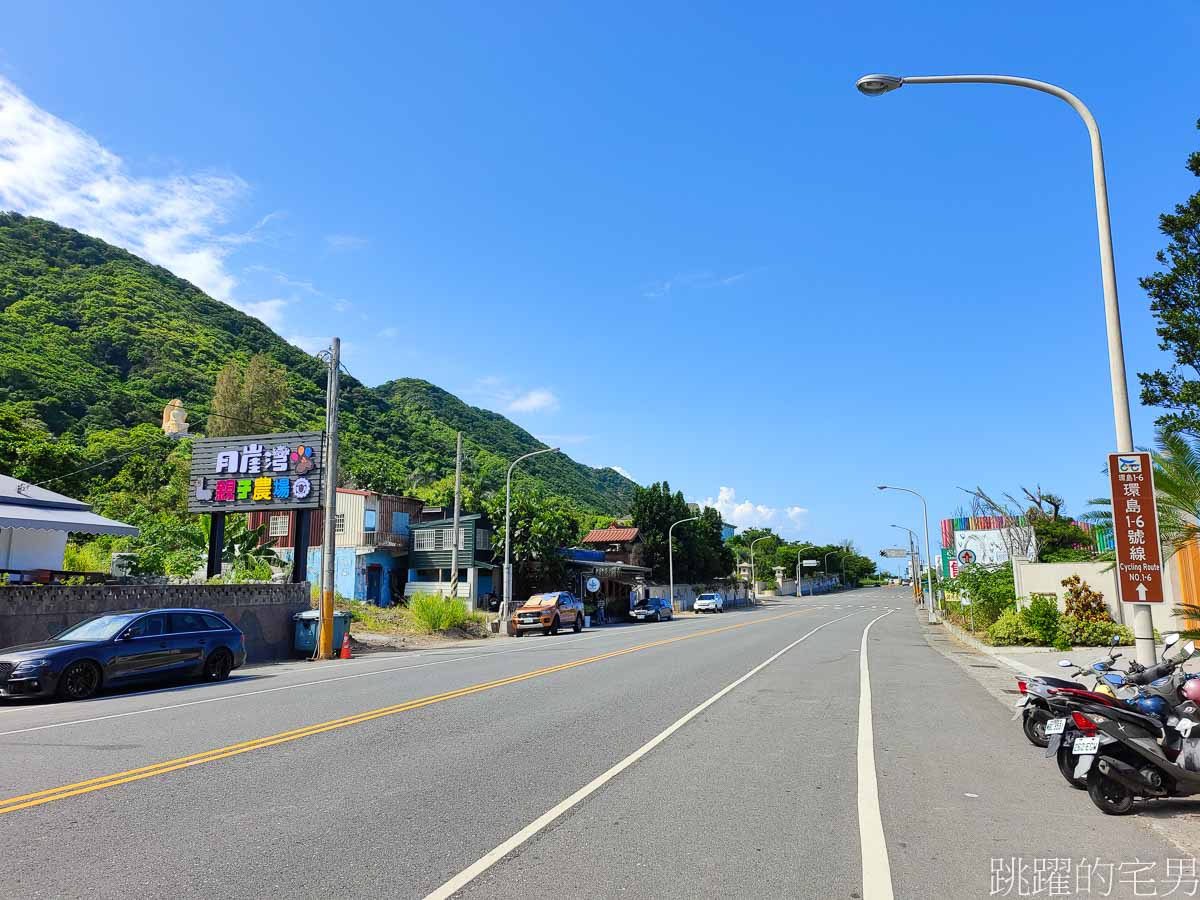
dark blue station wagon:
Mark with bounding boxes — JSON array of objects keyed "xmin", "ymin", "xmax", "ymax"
[{"xmin": 0, "ymin": 608, "xmax": 247, "ymax": 701}]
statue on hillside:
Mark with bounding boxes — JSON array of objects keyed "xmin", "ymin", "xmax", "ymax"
[{"xmin": 162, "ymin": 399, "xmax": 190, "ymax": 438}]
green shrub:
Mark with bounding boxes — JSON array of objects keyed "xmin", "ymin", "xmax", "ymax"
[
  {"xmin": 63, "ymin": 541, "xmax": 109, "ymax": 573},
  {"xmin": 986, "ymin": 609, "xmax": 1041, "ymax": 645},
  {"xmin": 1062, "ymin": 575, "xmax": 1110, "ymax": 623},
  {"xmin": 410, "ymin": 593, "xmax": 468, "ymax": 633},
  {"xmin": 1056, "ymin": 615, "xmax": 1133, "ymax": 647},
  {"xmin": 946, "ymin": 563, "xmax": 1017, "ymax": 629},
  {"xmin": 1021, "ymin": 594, "xmax": 1060, "ymax": 645}
]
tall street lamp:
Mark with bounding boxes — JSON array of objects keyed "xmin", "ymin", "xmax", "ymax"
[
  {"xmin": 750, "ymin": 535, "xmax": 771, "ymax": 604},
  {"xmin": 891, "ymin": 524, "xmax": 921, "ymax": 605},
  {"xmin": 501, "ymin": 446, "xmax": 559, "ymax": 633},
  {"xmin": 856, "ymin": 72, "xmax": 1150, "ymax": 662},
  {"xmin": 823, "ymin": 550, "xmax": 839, "ymax": 590},
  {"xmin": 879, "ymin": 486, "xmax": 936, "ymax": 623},
  {"xmin": 668, "ymin": 516, "xmax": 700, "ymax": 614}
]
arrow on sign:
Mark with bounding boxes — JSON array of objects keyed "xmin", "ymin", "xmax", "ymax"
[{"xmin": 1136, "ymin": 583, "xmax": 1148, "ymax": 601}]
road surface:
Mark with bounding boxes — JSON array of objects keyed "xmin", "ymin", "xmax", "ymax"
[{"xmin": 0, "ymin": 587, "xmax": 1189, "ymax": 898}]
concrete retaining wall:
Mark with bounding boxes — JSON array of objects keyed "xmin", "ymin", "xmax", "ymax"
[{"xmin": 0, "ymin": 583, "xmax": 311, "ymax": 662}]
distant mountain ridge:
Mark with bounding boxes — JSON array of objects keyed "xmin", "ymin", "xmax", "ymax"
[{"xmin": 0, "ymin": 212, "xmax": 636, "ymax": 513}]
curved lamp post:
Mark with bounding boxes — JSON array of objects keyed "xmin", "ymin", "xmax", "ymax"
[
  {"xmin": 501, "ymin": 447, "xmax": 559, "ymax": 631},
  {"xmin": 749, "ymin": 535, "xmax": 771, "ymax": 604},
  {"xmin": 668, "ymin": 516, "xmax": 700, "ymax": 615},
  {"xmin": 879, "ymin": 486, "xmax": 935, "ymax": 623},
  {"xmin": 891, "ymin": 523, "xmax": 921, "ymax": 604},
  {"xmin": 856, "ymin": 73, "xmax": 1151, "ymax": 661}
]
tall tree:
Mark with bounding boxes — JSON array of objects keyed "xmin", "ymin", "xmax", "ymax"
[
  {"xmin": 1138, "ymin": 120, "xmax": 1200, "ymax": 433},
  {"xmin": 207, "ymin": 353, "xmax": 289, "ymax": 436},
  {"xmin": 483, "ymin": 488, "xmax": 584, "ymax": 596}
]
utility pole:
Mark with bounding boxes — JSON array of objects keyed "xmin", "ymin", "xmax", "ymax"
[
  {"xmin": 449, "ymin": 431, "xmax": 462, "ymax": 600},
  {"xmin": 318, "ymin": 337, "xmax": 341, "ymax": 660}
]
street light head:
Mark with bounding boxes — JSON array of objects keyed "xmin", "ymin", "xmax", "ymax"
[
  {"xmin": 877, "ymin": 485, "xmax": 890, "ymax": 491},
  {"xmin": 856, "ymin": 74, "xmax": 904, "ymax": 97}
]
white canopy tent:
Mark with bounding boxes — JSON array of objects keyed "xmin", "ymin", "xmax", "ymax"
[{"xmin": 0, "ymin": 475, "xmax": 138, "ymax": 573}]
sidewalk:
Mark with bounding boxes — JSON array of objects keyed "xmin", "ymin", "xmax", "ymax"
[{"xmin": 926, "ymin": 608, "xmax": 1200, "ymax": 854}]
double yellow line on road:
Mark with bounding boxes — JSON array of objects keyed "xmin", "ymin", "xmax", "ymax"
[{"xmin": 0, "ymin": 607, "xmax": 816, "ymax": 816}]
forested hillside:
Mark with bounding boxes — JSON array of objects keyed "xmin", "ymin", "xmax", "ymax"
[{"xmin": 0, "ymin": 213, "xmax": 635, "ymax": 514}]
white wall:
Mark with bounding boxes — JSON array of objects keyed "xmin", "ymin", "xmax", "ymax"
[
  {"xmin": 0, "ymin": 528, "xmax": 68, "ymax": 570},
  {"xmin": 1012, "ymin": 559, "xmax": 1181, "ymax": 634}
]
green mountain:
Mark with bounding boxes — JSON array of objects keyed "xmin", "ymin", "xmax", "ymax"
[{"xmin": 0, "ymin": 213, "xmax": 636, "ymax": 513}]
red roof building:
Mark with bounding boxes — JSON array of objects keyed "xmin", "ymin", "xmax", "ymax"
[{"xmin": 580, "ymin": 526, "xmax": 643, "ymax": 567}]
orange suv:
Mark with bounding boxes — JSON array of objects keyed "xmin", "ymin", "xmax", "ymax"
[{"xmin": 511, "ymin": 592, "xmax": 585, "ymax": 636}]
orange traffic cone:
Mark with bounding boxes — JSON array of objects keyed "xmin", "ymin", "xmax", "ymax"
[{"xmin": 339, "ymin": 632, "xmax": 352, "ymax": 659}]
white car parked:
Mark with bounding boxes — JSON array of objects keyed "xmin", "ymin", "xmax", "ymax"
[{"xmin": 693, "ymin": 592, "xmax": 724, "ymax": 614}]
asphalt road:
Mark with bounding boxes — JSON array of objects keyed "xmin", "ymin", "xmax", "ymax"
[{"xmin": 0, "ymin": 587, "xmax": 1190, "ymax": 899}]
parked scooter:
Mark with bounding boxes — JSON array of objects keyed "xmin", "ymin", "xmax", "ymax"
[
  {"xmin": 1014, "ymin": 635, "xmax": 1132, "ymax": 747},
  {"xmin": 1070, "ymin": 638, "xmax": 1200, "ymax": 814},
  {"xmin": 1044, "ymin": 634, "xmax": 1186, "ymax": 790}
]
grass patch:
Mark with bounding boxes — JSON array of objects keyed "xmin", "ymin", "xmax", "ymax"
[{"xmin": 410, "ymin": 593, "xmax": 470, "ymax": 633}]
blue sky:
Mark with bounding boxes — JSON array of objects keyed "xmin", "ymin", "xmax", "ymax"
[{"xmin": 2, "ymin": 3, "xmax": 1199, "ymax": 572}]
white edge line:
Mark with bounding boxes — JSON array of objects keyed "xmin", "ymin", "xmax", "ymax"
[
  {"xmin": 422, "ymin": 608, "xmax": 863, "ymax": 900},
  {"xmin": 858, "ymin": 608, "xmax": 896, "ymax": 900}
]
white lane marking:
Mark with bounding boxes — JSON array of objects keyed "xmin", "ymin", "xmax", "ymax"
[
  {"xmin": 423, "ymin": 609, "xmax": 862, "ymax": 900},
  {"xmin": 858, "ymin": 609, "xmax": 896, "ymax": 900},
  {"xmin": 0, "ymin": 610, "xmax": 783, "ymax": 737}
]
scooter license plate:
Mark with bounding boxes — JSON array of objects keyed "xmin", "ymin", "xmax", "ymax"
[
  {"xmin": 1073, "ymin": 736, "xmax": 1100, "ymax": 754},
  {"xmin": 1045, "ymin": 718, "xmax": 1066, "ymax": 735}
]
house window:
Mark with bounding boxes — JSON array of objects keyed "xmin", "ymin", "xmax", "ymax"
[
  {"xmin": 335, "ymin": 513, "xmax": 346, "ymax": 534},
  {"xmin": 443, "ymin": 527, "xmax": 464, "ymax": 550},
  {"xmin": 268, "ymin": 515, "xmax": 289, "ymax": 538},
  {"xmin": 364, "ymin": 509, "xmax": 377, "ymax": 533},
  {"xmin": 391, "ymin": 511, "xmax": 408, "ymax": 533},
  {"xmin": 414, "ymin": 530, "xmax": 435, "ymax": 551}
]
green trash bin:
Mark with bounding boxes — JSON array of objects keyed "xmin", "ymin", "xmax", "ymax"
[{"xmin": 293, "ymin": 609, "xmax": 352, "ymax": 656}]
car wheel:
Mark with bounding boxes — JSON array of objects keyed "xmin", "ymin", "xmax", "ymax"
[
  {"xmin": 203, "ymin": 648, "xmax": 234, "ymax": 682},
  {"xmin": 573, "ymin": 614, "xmax": 583, "ymax": 633},
  {"xmin": 550, "ymin": 616, "xmax": 560, "ymax": 635},
  {"xmin": 56, "ymin": 660, "xmax": 101, "ymax": 701}
]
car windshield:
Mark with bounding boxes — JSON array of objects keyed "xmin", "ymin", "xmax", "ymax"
[
  {"xmin": 699, "ymin": 595, "xmax": 717, "ymax": 601},
  {"xmin": 55, "ymin": 613, "xmax": 140, "ymax": 642},
  {"xmin": 526, "ymin": 596, "xmax": 557, "ymax": 607}
]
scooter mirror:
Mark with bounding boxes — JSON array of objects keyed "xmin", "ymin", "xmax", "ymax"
[
  {"xmin": 1165, "ymin": 633, "xmax": 1181, "ymax": 649},
  {"xmin": 1111, "ymin": 634, "xmax": 1121, "ymax": 646},
  {"xmin": 1058, "ymin": 659, "xmax": 1073, "ymax": 668}
]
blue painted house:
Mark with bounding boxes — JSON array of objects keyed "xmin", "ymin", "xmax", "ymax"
[{"xmin": 251, "ymin": 489, "xmax": 424, "ymax": 606}]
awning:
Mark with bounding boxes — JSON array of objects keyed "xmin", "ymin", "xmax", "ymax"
[{"xmin": 0, "ymin": 504, "xmax": 139, "ymax": 537}]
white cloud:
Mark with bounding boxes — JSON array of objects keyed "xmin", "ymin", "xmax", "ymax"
[
  {"xmin": 609, "ymin": 465, "xmax": 636, "ymax": 482},
  {"xmin": 0, "ymin": 76, "xmax": 292, "ymax": 327},
  {"xmin": 700, "ymin": 486, "xmax": 805, "ymax": 534},
  {"xmin": 786, "ymin": 506, "xmax": 809, "ymax": 528},
  {"xmin": 508, "ymin": 389, "xmax": 559, "ymax": 413},
  {"xmin": 241, "ymin": 299, "xmax": 288, "ymax": 331},
  {"xmin": 285, "ymin": 334, "xmax": 329, "ymax": 355},
  {"xmin": 468, "ymin": 376, "xmax": 562, "ymax": 417},
  {"xmin": 246, "ymin": 265, "xmax": 320, "ymax": 295},
  {"xmin": 380, "ymin": 326, "xmax": 398, "ymax": 339},
  {"xmin": 642, "ymin": 269, "xmax": 753, "ymax": 299},
  {"xmin": 326, "ymin": 233, "xmax": 368, "ymax": 251}
]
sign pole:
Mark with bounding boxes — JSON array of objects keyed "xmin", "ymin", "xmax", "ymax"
[
  {"xmin": 1107, "ymin": 452, "xmax": 1163, "ymax": 666},
  {"xmin": 318, "ymin": 337, "xmax": 341, "ymax": 660},
  {"xmin": 206, "ymin": 512, "xmax": 225, "ymax": 580},
  {"xmin": 449, "ymin": 432, "xmax": 462, "ymax": 600}
]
